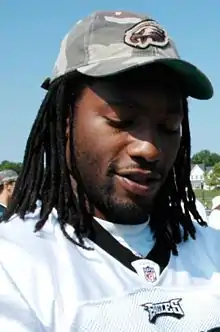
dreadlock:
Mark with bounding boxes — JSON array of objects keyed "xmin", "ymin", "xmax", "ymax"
[
  {"xmin": 2, "ymin": 73, "xmax": 206, "ymax": 254},
  {"xmin": 150, "ymin": 98, "xmax": 207, "ymax": 254},
  {"xmin": 3, "ymin": 74, "xmax": 94, "ymax": 248}
]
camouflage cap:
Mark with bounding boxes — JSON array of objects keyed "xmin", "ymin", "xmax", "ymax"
[
  {"xmin": 0, "ymin": 169, "xmax": 18, "ymax": 186},
  {"xmin": 50, "ymin": 10, "xmax": 213, "ymax": 100}
]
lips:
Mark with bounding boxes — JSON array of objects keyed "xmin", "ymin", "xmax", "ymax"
[
  {"xmin": 117, "ymin": 170, "xmax": 161, "ymax": 185},
  {"xmin": 120, "ymin": 172, "xmax": 160, "ymax": 185},
  {"xmin": 115, "ymin": 170, "xmax": 162, "ymax": 196}
]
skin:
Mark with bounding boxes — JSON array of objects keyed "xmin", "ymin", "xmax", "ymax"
[
  {"xmin": 0, "ymin": 181, "xmax": 16, "ymax": 207},
  {"xmin": 66, "ymin": 64, "xmax": 184, "ymax": 224}
]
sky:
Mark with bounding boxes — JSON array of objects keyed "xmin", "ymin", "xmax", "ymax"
[{"xmin": 0, "ymin": 0, "xmax": 219, "ymax": 162}]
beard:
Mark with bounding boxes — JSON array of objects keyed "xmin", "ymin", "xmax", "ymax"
[
  {"xmin": 79, "ymin": 168, "xmax": 151, "ymax": 225},
  {"xmin": 96, "ymin": 192, "xmax": 150, "ymax": 224},
  {"xmin": 73, "ymin": 140, "xmax": 152, "ymax": 225}
]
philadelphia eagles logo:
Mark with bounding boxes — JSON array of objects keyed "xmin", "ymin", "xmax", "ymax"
[
  {"xmin": 141, "ymin": 298, "xmax": 184, "ymax": 323},
  {"xmin": 124, "ymin": 19, "xmax": 169, "ymax": 49}
]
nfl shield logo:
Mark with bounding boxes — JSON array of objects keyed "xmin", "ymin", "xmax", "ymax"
[{"xmin": 143, "ymin": 266, "xmax": 157, "ymax": 283}]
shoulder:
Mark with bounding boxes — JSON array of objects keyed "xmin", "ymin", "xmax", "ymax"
[
  {"xmin": 0, "ymin": 207, "xmax": 57, "ymax": 258},
  {"xmin": 0, "ymin": 206, "xmax": 84, "ymax": 274},
  {"xmin": 0, "ymin": 206, "xmax": 92, "ymax": 290},
  {"xmin": 178, "ymin": 221, "xmax": 220, "ymax": 270},
  {"xmin": 0, "ymin": 207, "xmax": 96, "ymax": 329},
  {"xmin": 0, "ymin": 207, "xmax": 73, "ymax": 328},
  {"xmin": 208, "ymin": 210, "xmax": 220, "ymax": 229},
  {"xmin": 0, "ymin": 206, "xmax": 60, "ymax": 286}
]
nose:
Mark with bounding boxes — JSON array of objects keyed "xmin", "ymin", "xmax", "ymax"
[{"xmin": 127, "ymin": 139, "xmax": 161, "ymax": 163}]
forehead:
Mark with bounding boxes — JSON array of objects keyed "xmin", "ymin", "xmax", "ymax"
[
  {"xmin": 113, "ymin": 64, "xmax": 183, "ymax": 85},
  {"xmin": 83, "ymin": 64, "xmax": 184, "ymax": 113},
  {"xmin": 87, "ymin": 64, "xmax": 184, "ymax": 99}
]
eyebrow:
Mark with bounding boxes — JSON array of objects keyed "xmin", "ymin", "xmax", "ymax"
[{"xmin": 90, "ymin": 80, "xmax": 184, "ymax": 115}]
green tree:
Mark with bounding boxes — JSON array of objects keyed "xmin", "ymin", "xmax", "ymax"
[
  {"xmin": 205, "ymin": 162, "xmax": 220, "ymax": 188},
  {"xmin": 0, "ymin": 160, "xmax": 22, "ymax": 174},
  {"xmin": 192, "ymin": 149, "xmax": 220, "ymax": 167}
]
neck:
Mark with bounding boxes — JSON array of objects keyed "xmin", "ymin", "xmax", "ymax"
[
  {"xmin": 94, "ymin": 216, "xmax": 150, "ymax": 234},
  {"xmin": 94, "ymin": 208, "xmax": 149, "ymax": 226}
]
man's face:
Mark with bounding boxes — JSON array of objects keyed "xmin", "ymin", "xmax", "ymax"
[
  {"xmin": 68, "ymin": 65, "xmax": 184, "ymax": 224},
  {"xmin": 6, "ymin": 181, "xmax": 16, "ymax": 199}
]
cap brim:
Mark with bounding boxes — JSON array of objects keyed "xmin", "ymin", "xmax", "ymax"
[
  {"xmin": 77, "ymin": 56, "xmax": 213, "ymax": 100},
  {"xmin": 3, "ymin": 176, "xmax": 18, "ymax": 183}
]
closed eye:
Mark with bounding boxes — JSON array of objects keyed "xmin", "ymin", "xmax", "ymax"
[
  {"xmin": 158, "ymin": 123, "xmax": 180, "ymax": 134},
  {"xmin": 105, "ymin": 117, "xmax": 134, "ymax": 129}
]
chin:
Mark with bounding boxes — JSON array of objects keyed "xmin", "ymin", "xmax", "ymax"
[
  {"xmin": 105, "ymin": 198, "xmax": 152, "ymax": 224},
  {"xmin": 124, "ymin": 190, "xmax": 158, "ymax": 207}
]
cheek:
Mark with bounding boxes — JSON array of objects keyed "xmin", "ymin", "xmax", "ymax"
[
  {"xmin": 162, "ymin": 135, "xmax": 181, "ymax": 170},
  {"xmin": 73, "ymin": 117, "xmax": 111, "ymax": 178}
]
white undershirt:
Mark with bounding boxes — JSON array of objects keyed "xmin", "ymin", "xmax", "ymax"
[
  {"xmin": 94, "ymin": 199, "xmax": 209, "ymax": 259},
  {"xmin": 94, "ymin": 217, "xmax": 155, "ymax": 257}
]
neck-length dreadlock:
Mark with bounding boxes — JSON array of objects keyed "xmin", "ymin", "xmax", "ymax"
[{"xmin": 2, "ymin": 74, "xmax": 206, "ymax": 254}]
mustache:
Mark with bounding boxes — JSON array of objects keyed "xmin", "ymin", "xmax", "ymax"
[{"xmin": 107, "ymin": 160, "xmax": 164, "ymax": 178}]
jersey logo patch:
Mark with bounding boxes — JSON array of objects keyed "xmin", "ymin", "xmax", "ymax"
[
  {"xmin": 141, "ymin": 298, "xmax": 184, "ymax": 323},
  {"xmin": 131, "ymin": 259, "xmax": 160, "ymax": 284},
  {"xmin": 143, "ymin": 266, "xmax": 157, "ymax": 283}
]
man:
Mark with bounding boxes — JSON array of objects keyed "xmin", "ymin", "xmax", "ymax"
[
  {"xmin": 0, "ymin": 10, "xmax": 219, "ymax": 332},
  {"xmin": 0, "ymin": 169, "xmax": 18, "ymax": 217},
  {"xmin": 208, "ymin": 196, "xmax": 220, "ymax": 229}
]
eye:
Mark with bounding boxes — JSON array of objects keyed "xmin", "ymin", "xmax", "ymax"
[
  {"xmin": 158, "ymin": 123, "xmax": 180, "ymax": 135},
  {"xmin": 106, "ymin": 118, "xmax": 134, "ymax": 129}
]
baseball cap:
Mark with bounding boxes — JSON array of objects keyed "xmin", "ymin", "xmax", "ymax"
[
  {"xmin": 48, "ymin": 10, "xmax": 213, "ymax": 100},
  {"xmin": 0, "ymin": 170, "xmax": 18, "ymax": 186}
]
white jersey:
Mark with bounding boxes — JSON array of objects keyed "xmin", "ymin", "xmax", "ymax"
[{"xmin": 1, "ymin": 207, "xmax": 220, "ymax": 332}]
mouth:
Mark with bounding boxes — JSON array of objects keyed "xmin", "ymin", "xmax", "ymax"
[{"xmin": 115, "ymin": 170, "xmax": 161, "ymax": 197}]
